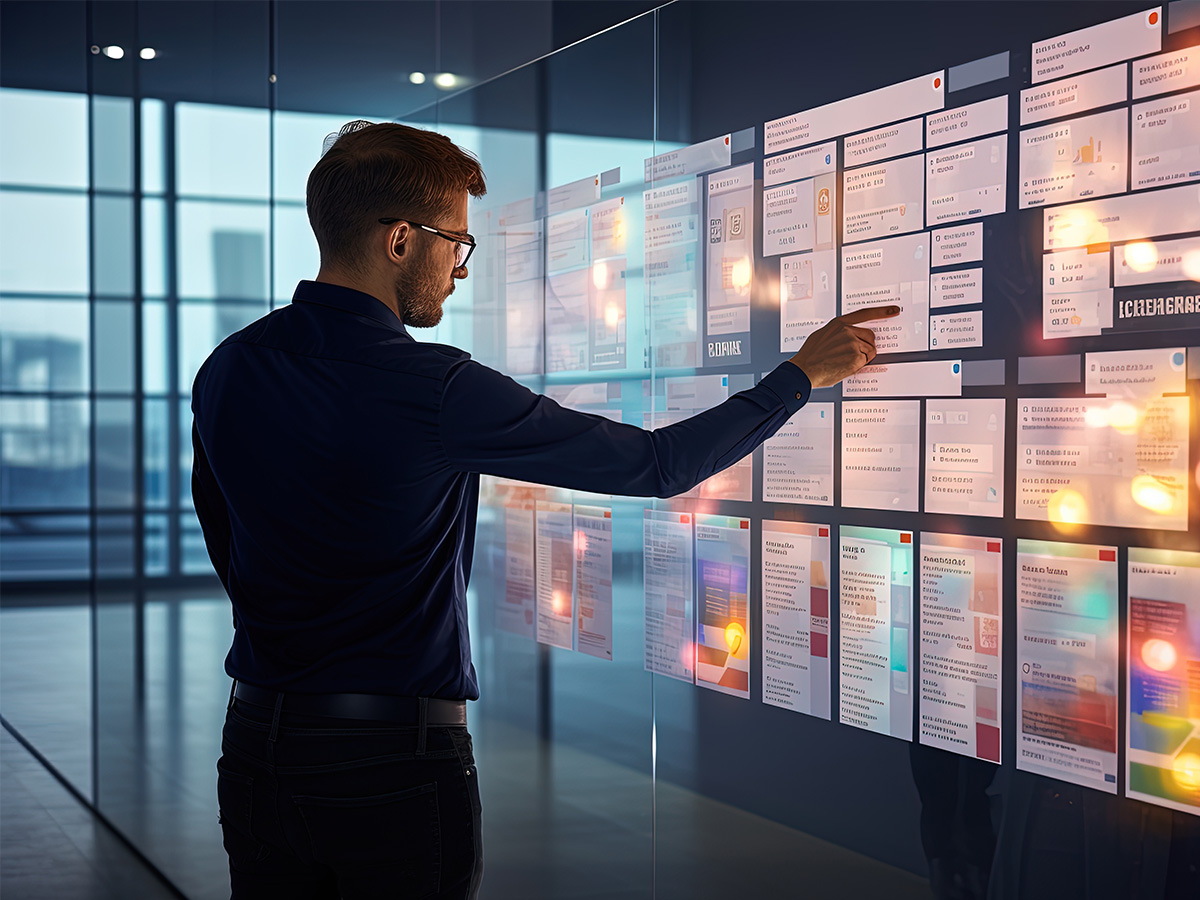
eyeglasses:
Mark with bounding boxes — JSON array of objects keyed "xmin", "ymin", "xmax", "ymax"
[{"xmin": 378, "ymin": 218, "xmax": 476, "ymax": 269}]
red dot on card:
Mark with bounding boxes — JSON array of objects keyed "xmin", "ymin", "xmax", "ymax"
[
  {"xmin": 1149, "ymin": 11, "xmax": 1159, "ymax": 25},
  {"xmin": 934, "ymin": 77, "xmax": 942, "ymax": 88}
]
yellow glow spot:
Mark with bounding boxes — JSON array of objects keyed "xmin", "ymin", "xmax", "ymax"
[
  {"xmin": 724, "ymin": 622, "xmax": 745, "ymax": 656},
  {"xmin": 1172, "ymin": 752, "xmax": 1200, "ymax": 791},
  {"xmin": 592, "ymin": 261, "xmax": 609, "ymax": 290},
  {"xmin": 408, "ymin": 72, "xmax": 426, "ymax": 85},
  {"xmin": 1084, "ymin": 405, "xmax": 1110, "ymax": 428},
  {"xmin": 612, "ymin": 214, "xmax": 626, "ymax": 246},
  {"xmin": 1141, "ymin": 638, "xmax": 1178, "ymax": 672},
  {"xmin": 604, "ymin": 303, "xmax": 620, "ymax": 329},
  {"xmin": 1131, "ymin": 474, "xmax": 1177, "ymax": 515},
  {"xmin": 1047, "ymin": 489, "xmax": 1088, "ymax": 525},
  {"xmin": 1183, "ymin": 250, "xmax": 1200, "ymax": 282},
  {"xmin": 573, "ymin": 530, "xmax": 588, "ymax": 555},
  {"xmin": 1125, "ymin": 241, "xmax": 1159, "ymax": 273},
  {"xmin": 433, "ymin": 72, "xmax": 458, "ymax": 89},
  {"xmin": 1057, "ymin": 207, "xmax": 1106, "ymax": 246},
  {"xmin": 731, "ymin": 257, "xmax": 751, "ymax": 290},
  {"xmin": 1108, "ymin": 401, "xmax": 1140, "ymax": 434},
  {"xmin": 551, "ymin": 590, "xmax": 567, "ymax": 615}
]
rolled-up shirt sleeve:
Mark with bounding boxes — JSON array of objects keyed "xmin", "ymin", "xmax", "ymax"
[{"xmin": 438, "ymin": 359, "xmax": 812, "ymax": 497}]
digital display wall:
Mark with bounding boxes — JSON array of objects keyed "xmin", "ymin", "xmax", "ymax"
[{"xmin": 476, "ymin": 3, "xmax": 1200, "ymax": 864}]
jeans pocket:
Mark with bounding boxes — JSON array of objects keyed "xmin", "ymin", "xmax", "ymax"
[
  {"xmin": 217, "ymin": 758, "xmax": 269, "ymax": 862},
  {"xmin": 217, "ymin": 759, "xmax": 254, "ymax": 832},
  {"xmin": 294, "ymin": 782, "xmax": 442, "ymax": 897}
]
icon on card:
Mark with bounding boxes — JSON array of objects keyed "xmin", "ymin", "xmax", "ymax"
[
  {"xmin": 726, "ymin": 207, "xmax": 745, "ymax": 239},
  {"xmin": 817, "ymin": 188, "xmax": 831, "ymax": 216}
]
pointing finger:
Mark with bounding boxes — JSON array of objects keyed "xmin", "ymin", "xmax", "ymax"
[{"xmin": 841, "ymin": 305, "xmax": 901, "ymax": 325}]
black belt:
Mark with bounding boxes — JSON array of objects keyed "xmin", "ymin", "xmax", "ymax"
[{"xmin": 232, "ymin": 681, "xmax": 467, "ymax": 726}]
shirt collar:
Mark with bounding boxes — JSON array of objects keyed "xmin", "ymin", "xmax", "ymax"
[{"xmin": 292, "ymin": 280, "xmax": 412, "ymax": 337}]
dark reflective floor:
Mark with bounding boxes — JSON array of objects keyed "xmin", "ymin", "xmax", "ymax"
[
  {"xmin": 0, "ymin": 590, "xmax": 931, "ymax": 899},
  {"xmin": 0, "ymin": 729, "xmax": 178, "ymax": 900}
]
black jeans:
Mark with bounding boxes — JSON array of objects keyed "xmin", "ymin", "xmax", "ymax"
[{"xmin": 217, "ymin": 697, "xmax": 483, "ymax": 899}]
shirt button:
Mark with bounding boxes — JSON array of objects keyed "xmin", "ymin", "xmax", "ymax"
[{"xmin": 795, "ymin": 392, "xmax": 803, "ymax": 400}]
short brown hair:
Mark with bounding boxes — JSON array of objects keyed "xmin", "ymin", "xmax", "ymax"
[{"xmin": 306, "ymin": 121, "xmax": 486, "ymax": 273}]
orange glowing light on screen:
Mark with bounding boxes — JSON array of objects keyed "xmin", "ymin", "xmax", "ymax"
[
  {"xmin": 724, "ymin": 622, "xmax": 745, "ymax": 656},
  {"xmin": 1084, "ymin": 405, "xmax": 1111, "ymax": 428},
  {"xmin": 1124, "ymin": 241, "xmax": 1159, "ymax": 273},
  {"xmin": 1172, "ymin": 753, "xmax": 1200, "ymax": 791},
  {"xmin": 681, "ymin": 641, "xmax": 695, "ymax": 670},
  {"xmin": 1047, "ymin": 489, "xmax": 1088, "ymax": 526},
  {"xmin": 592, "ymin": 260, "xmax": 610, "ymax": 290},
  {"xmin": 1057, "ymin": 208, "xmax": 1106, "ymax": 247},
  {"xmin": 1141, "ymin": 638, "xmax": 1178, "ymax": 673},
  {"xmin": 1108, "ymin": 401, "xmax": 1141, "ymax": 434},
  {"xmin": 551, "ymin": 590, "xmax": 567, "ymax": 615},
  {"xmin": 1183, "ymin": 250, "xmax": 1200, "ymax": 282},
  {"xmin": 1131, "ymin": 475, "xmax": 1177, "ymax": 515},
  {"xmin": 604, "ymin": 303, "xmax": 621, "ymax": 329},
  {"xmin": 731, "ymin": 257, "xmax": 752, "ymax": 291},
  {"xmin": 612, "ymin": 213, "xmax": 626, "ymax": 245},
  {"xmin": 573, "ymin": 530, "xmax": 589, "ymax": 555}
]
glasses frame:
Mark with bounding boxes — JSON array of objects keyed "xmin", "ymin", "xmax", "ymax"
[{"xmin": 378, "ymin": 217, "xmax": 476, "ymax": 269}]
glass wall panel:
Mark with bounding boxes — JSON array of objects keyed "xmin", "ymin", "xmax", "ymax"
[
  {"xmin": 1, "ymin": 4, "xmax": 1196, "ymax": 899},
  {"xmin": 0, "ymin": 396, "xmax": 89, "ymax": 509},
  {"xmin": 0, "ymin": 298, "xmax": 89, "ymax": 392},
  {"xmin": 0, "ymin": 190, "xmax": 89, "ymax": 295},
  {"xmin": 0, "ymin": 16, "xmax": 94, "ymax": 806},
  {"xmin": 0, "ymin": 87, "xmax": 89, "ymax": 189},
  {"xmin": 93, "ymin": 300, "xmax": 135, "ymax": 393},
  {"xmin": 175, "ymin": 200, "xmax": 270, "ymax": 301}
]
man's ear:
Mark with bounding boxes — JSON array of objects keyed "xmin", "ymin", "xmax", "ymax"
[{"xmin": 385, "ymin": 221, "xmax": 410, "ymax": 264}]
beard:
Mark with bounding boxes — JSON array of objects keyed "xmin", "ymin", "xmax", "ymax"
[{"xmin": 394, "ymin": 248, "xmax": 454, "ymax": 328}]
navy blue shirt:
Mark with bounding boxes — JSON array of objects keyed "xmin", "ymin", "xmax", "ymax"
[{"xmin": 191, "ymin": 280, "xmax": 812, "ymax": 699}]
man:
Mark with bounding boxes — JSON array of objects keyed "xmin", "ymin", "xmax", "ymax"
[{"xmin": 192, "ymin": 120, "xmax": 898, "ymax": 899}]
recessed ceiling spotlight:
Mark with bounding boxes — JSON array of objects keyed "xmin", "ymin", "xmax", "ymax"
[
  {"xmin": 433, "ymin": 72, "xmax": 457, "ymax": 89},
  {"xmin": 409, "ymin": 72, "xmax": 426, "ymax": 85},
  {"xmin": 101, "ymin": 45, "xmax": 125, "ymax": 59},
  {"xmin": 139, "ymin": 47, "xmax": 156, "ymax": 60}
]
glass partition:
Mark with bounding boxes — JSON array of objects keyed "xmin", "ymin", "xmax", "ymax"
[{"xmin": 2, "ymin": 2, "xmax": 1198, "ymax": 898}]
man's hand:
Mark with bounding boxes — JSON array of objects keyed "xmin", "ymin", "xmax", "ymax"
[{"xmin": 788, "ymin": 305, "xmax": 901, "ymax": 388}]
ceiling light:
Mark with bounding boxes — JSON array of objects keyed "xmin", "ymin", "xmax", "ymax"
[
  {"xmin": 433, "ymin": 72, "xmax": 457, "ymax": 89},
  {"xmin": 101, "ymin": 45, "xmax": 125, "ymax": 59},
  {"xmin": 139, "ymin": 47, "xmax": 156, "ymax": 60},
  {"xmin": 408, "ymin": 72, "xmax": 426, "ymax": 85}
]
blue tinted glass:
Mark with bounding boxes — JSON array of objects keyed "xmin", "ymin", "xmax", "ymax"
[
  {"xmin": 95, "ymin": 399, "xmax": 134, "ymax": 508},
  {"xmin": 0, "ymin": 397, "xmax": 89, "ymax": 509},
  {"xmin": 143, "ymin": 514, "xmax": 169, "ymax": 577},
  {"xmin": 93, "ymin": 95, "xmax": 133, "ymax": 193},
  {"xmin": 176, "ymin": 200, "xmax": 270, "ymax": 301},
  {"xmin": 0, "ymin": 299, "xmax": 89, "ymax": 392},
  {"xmin": 143, "ymin": 398, "xmax": 169, "ymax": 509},
  {"xmin": 0, "ymin": 89, "xmax": 89, "ymax": 190},
  {"xmin": 0, "ymin": 514, "xmax": 91, "ymax": 580},
  {"xmin": 141, "ymin": 99, "xmax": 166, "ymax": 195},
  {"xmin": 176, "ymin": 103, "xmax": 269, "ymax": 200},
  {"xmin": 93, "ymin": 301, "xmax": 134, "ymax": 393},
  {"xmin": 177, "ymin": 301, "xmax": 265, "ymax": 391},
  {"xmin": 142, "ymin": 197, "xmax": 167, "ymax": 298},
  {"xmin": 0, "ymin": 190, "xmax": 89, "ymax": 295},
  {"xmin": 273, "ymin": 203, "xmax": 319, "ymax": 303},
  {"xmin": 94, "ymin": 195, "xmax": 134, "ymax": 296}
]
